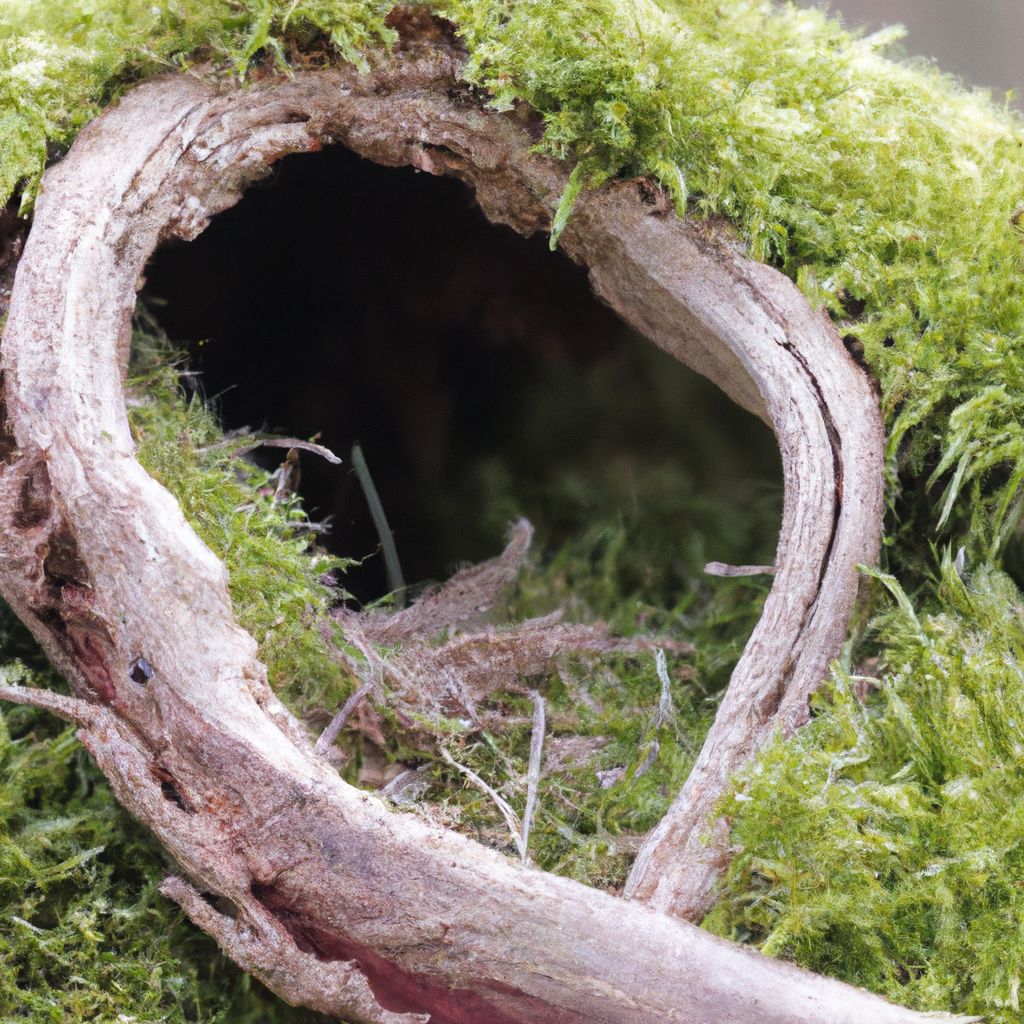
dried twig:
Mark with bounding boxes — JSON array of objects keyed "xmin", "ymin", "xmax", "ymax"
[
  {"xmin": 341, "ymin": 609, "xmax": 648, "ymax": 721},
  {"xmin": 0, "ymin": 685, "xmax": 104, "ymax": 729},
  {"xmin": 335, "ymin": 519, "xmax": 656, "ymax": 727},
  {"xmin": 203, "ymin": 435, "xmax": 343, "ymax": 464},
  {"xmin": 653, "ymin": 648, "xmax": 676, "ymax": 730},
  {"xmin": 440, "ymin": 747, "xmax": 524, "ymax": 858},
  {"xmin": 521, "ymin": 691, "xmax": 546, "ymax": 861},
  {"xmin": 314, "ymin": 681, "xmax": 374, "ymax": 756},
  {"xmin": 703, "ymin": 562, "xmax": 776, "ymax": 577}
]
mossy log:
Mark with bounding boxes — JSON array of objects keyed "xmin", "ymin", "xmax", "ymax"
[{"xmin": 0, "ymin": 22, "xmax": 958, "ymax": 1024}]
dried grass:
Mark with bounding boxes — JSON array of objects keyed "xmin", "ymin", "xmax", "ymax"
[{"xmin": 332, "ymin": 520, "xmax": 660, "ymax": 725}]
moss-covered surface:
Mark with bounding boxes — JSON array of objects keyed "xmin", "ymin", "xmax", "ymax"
[
  {"xmin": 129, "ymin": 334, "xmax": 746, "ymax": 890},
  {"xmin": 705, "ymin": 560, "xmax": 1024, "ymax": 1021},
  {"xmin": 1, "ymin": 340, "xmax": 744, "ymax": 1017},
  {"xmin": 1, "ymin": 0, "xmax": 1023, "ymax": 1021},
  {"xmin": 2, "ymin": 0, "xmax": 1022, "ymax": 557}
]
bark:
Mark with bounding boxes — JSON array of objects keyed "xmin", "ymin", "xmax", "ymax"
[{"xmin": 0, "ymin": 22, "xmax": 947, "ymax": 1024}]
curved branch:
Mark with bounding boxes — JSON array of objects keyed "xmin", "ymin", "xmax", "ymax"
[
  {"xmin": 611, "ymin": 207, "xmax": 886, "ymax": 920},
  {"xmin": 0, "ymin": 29, "xmax": 911, "ymax": 1024}
]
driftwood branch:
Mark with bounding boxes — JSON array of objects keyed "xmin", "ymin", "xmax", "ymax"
[{"xmin": 0, "ymin": 23, "xmax": 920, "ymax": 1024}]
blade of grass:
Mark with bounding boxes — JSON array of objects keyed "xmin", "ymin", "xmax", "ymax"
[{"xmin": 352, "ymin": 441, "xmax": 406, "ymax": 608}]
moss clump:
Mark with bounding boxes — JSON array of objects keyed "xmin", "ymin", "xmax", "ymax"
[
  {"xmin": 706, "ymin": 559, "xmax": 1024, "ymax": 1022},
  {"xmin": 415, "ymin": 643, "xmax": 710, "ymax": 890},
  {"xmin": 127, "ymin": 339, "xmax": 354, "ymax": 714},
  {"xmin": 466, "ymin": 466, "xmax": 773, "ymax": 886},
  {"xmin": 0, "ymin": 0, "xmax": 395, "ymax": 208},
  {"xmin": 0, "ymin": 704, "xmax": 222, "ymax": 1022}
]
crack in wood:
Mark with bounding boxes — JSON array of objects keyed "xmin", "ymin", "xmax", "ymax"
[{"xmin": 14, "ymin": 456, "xmax": 51, "ymax": 528}]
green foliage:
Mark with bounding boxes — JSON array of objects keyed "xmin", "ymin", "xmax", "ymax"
[
  {"xmin": 0, "ymin": 700, "xmax": 219, "ymax": 1022},
  {"xmin": 706, "ymin": 559, "xmax": 1024, "ymax": 1022},
  {"xmin": 127, "ymin": 339, "xmax": 354, "ymax": 714},
  {"xmin": 1, "ymin": 1, "xmax": 1021, "ymax": 554},
  {"xmin": 508, "ymin": 568, "xmax": 755, "ymax": 887}
]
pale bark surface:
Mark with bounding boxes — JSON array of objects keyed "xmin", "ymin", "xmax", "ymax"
[{"xmin": 0, "ymin": 23, "xmax": 954, "ymax": 1024}]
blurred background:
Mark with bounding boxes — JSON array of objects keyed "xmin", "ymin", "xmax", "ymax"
[{"xmin": 828, "ymin": 0, "xmax": 1021, "ymax": 105}]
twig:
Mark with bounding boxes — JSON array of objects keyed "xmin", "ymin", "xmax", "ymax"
[
  {"xmin": 0, "ymin": 685, "xmax": 103, "ymax": 728},
  {"xmin": 440, "ymin": 746, "xmax": 524, "ymax": 858},
  {"xmin": 521, "ymin": 691, "xmax": 546, "ymax": 861},
  {"xmin": 315, "ymin": 682, "xmax": 374, "ymax": 756},
  {"xmin": 703, "ymin": 562, "xmax": 776, "ymax": 577},
  {"xmin": 205, "ymin": 435, "xmax": 343, "ymax": 464},
  {"xmin": 653, "ymin": 648, "xmax": 676, "ymax": 730}
]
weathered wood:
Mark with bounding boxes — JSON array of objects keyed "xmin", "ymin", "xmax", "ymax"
[
  {"xmin": 0, "ymin": 27, "xmax": 918, "ymax": 1024},
  {"xmin": 614, "ymin": 200, "xmax": 886, "ymax": 920}
]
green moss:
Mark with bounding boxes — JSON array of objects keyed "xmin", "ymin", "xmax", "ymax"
[
  {"xmin": 706, "ymin": 559, "xmax": 1024, "ymax": 1022},
  {"xmin": 426, "ymin": 638, "xmax": 711, "ymax": 888},
  {"xmin": 2, "ymin": 0, "xmax": 1021, "ymax": 553},
  {"xmin": 0, "ymin": 0, "xmax": 394, "ymax": 209},
  {"xmin": 127, "ymin": 339, "xmax": 354, "ymax": 714},
  {"xmin": 367, "ymin": 383, "xmax": 777, "ymax": 883},
  {"xmin": 1, "ymin": 1, "xmax": 1022, "ymax": 555}
]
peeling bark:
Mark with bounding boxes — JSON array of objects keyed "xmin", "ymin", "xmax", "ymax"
[{"xmin": 0, "ymin": 25, "xmax": 940, "ymax": 1024}]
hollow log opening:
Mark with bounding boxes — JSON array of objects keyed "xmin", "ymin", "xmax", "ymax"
[{"xmin": 142, "ymin": 144, "xmax": 781, "ymax": 604}]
